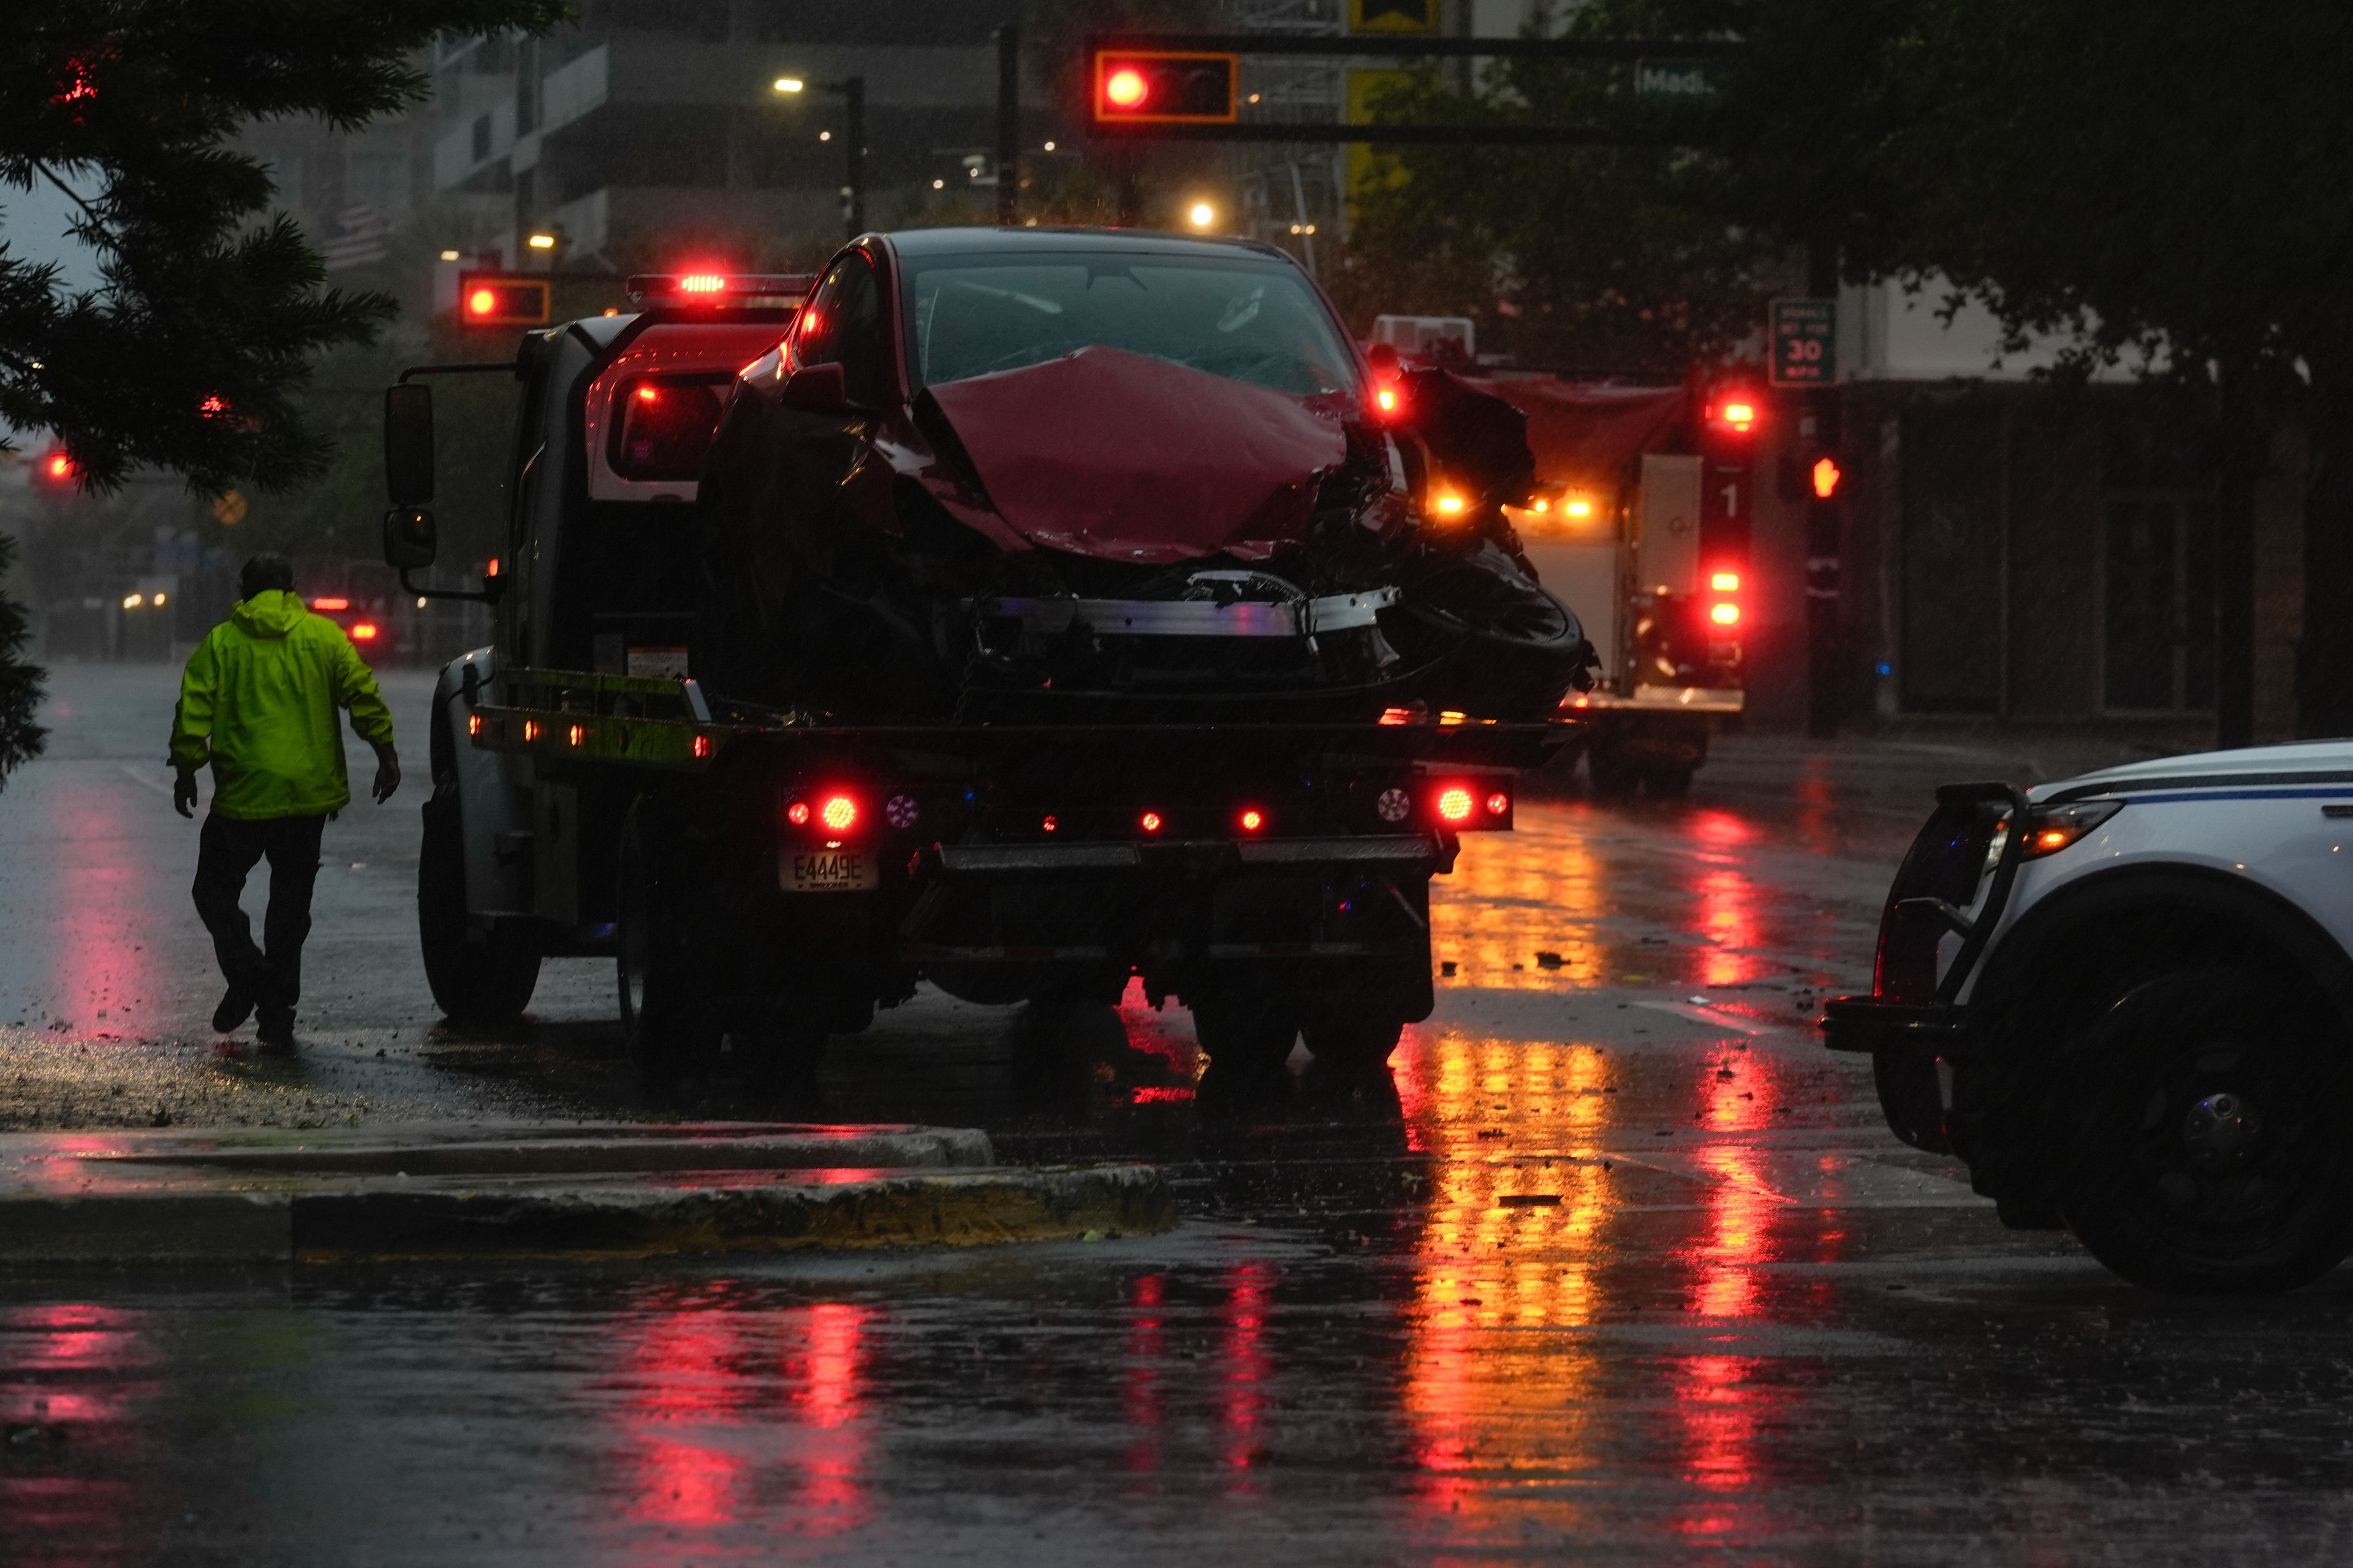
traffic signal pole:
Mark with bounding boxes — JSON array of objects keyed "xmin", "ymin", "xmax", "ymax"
[
  {"xmin": 843, "ymin": 77, "xmax": 865, "ymax": 238},
  {"xmin": 1802, "ymin": 242, "xmax": 1844, "ymax": 739},
  {"xmin": 995, "ymin": 23, "xmax": 1020, "ymax": 225}
]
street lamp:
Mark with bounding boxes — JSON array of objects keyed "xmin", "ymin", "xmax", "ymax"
[
  {"xmin": 1188, "ymin": 202, "xmax": 1216, "ymax": 230},
  {"xmin": 776, "ymin": 73, "xmax": 866, "ymax": 240}
]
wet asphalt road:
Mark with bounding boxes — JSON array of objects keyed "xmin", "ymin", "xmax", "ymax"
[{"xmin": 9, "ymin": 663, "xmax": 2350, "ymax": 1564}]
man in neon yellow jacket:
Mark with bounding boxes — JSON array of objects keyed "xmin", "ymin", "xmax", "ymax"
[{"xmin": 169, "ymin": 555, "xmax": 401, "ymax": 1054}]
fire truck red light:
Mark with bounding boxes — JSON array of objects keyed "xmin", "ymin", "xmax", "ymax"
[
  {"xmin": 1104, "ymin": 69, "xmax": 1148, "ymax": 108},
  {"xmin": 1486, "ymin": 792, "xmax": 1510, "ymax": 816},
  {"xmin": 1140, "ymin": 811, "xmax": 1162, "ymax": 833},
  {"xmin": 787, "ymin": 800, "xmax": 811, "ymax": 826},
  {"xmin": 1436, "ymin": 787, "xmax": 1475, "ymax": 823},
  {"xmin": 1710, "ymin": 602, "xmax": 1742, "ymax": 626},
  {"xmin": 820, "ymin": 794, "xmax": 858, "ymax": 831},
  {"xmin": 1710, "ymin": 571, "xmax": 1740, "ymax": 592},
  {"xmin": 1238, "ymin": 808, "xmax": 1265, "ymax": 832}
]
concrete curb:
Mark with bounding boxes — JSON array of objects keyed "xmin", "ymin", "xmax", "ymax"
[{"xmin": 0, "ymin": 1123, "xmax": 1173, "ymax": 1264}]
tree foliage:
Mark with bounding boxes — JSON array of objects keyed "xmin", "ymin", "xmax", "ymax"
[
  {"xmin": 0, "ymin": 0, "xmax": 568, "ymax": 787},
  {"xmin": 2, "ymin": 1, "xmax": 569, "ymax": 496}
]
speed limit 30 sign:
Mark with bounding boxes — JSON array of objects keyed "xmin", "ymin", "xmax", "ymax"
[{"xmin": 1770, "ymin": 298, "xmax": 1836, "ymax": 387}]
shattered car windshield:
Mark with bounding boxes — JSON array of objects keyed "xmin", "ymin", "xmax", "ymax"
[{"xmin": 902, "ymin": 253, "xmax": 1360, "ymax": 399}]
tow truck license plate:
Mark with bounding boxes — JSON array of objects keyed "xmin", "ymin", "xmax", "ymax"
[{"xmin": 784, "ymin": 849, "xmax": 876, "ymax": 893}]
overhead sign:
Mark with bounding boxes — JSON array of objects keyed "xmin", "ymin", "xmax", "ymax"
[
  {"xmin": 1092, "ymin": 50, "xmax": 1240, "ymax": 126},
  {"xmin": 1770, "ymin": 298, "xmax": 1837, "ymax": 386},
  {"xmin": 1350, "ymin": 0, "xmax": 1438, "ymax": 32},
  {"xmin": 1634, "ymin": 58, "xmax": 1717, "ymax": 98}
]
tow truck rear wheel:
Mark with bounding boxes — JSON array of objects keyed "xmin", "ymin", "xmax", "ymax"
[
  {"xmin": 418, "ymin": 788, "xmax": 540, "ymax": 1024},
  {"xmin": 2055, "ymin": 968, "xmax": 2353, "ymax": 1294},
  {"xmin": 1191, "ymin": 985, "xmax": 1299, "ymax": 1112},
  {"xmin": 616, "ymin": 808, "xmax": 718, "ymax": 1092}
]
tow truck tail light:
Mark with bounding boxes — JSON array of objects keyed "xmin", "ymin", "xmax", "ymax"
[
  {"xmin": 1423, "ymin": 778, "xmax": 1513, "ymax": 830},
  {"xmin": 1238, "ymin": 808, "xmax": 1265, "ymax": 833},
  {"xmin": 787, "ymin": 800, "xmax": 811, "ymax": 827},
  {"xmin": 1140, "ymin": 811, "xmax": 1163, "ymax": 834},
  {"xmin": 820, "ymin": 793, "xmax": 858, "ymax": 832}
]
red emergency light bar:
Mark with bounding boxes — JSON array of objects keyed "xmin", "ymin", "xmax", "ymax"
[{"xmin": 624, "ymin": 273, "xmax": 816, "ymax": 306}]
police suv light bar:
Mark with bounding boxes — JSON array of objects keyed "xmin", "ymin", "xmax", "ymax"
[{"xmin": 624, "ymin": 273, "xmax": 817, "ymax": 306}]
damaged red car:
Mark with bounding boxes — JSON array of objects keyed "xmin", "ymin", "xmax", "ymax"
[{"xmin": 697, "ymin": 227, "xmax": 1595, "ymax": 723}]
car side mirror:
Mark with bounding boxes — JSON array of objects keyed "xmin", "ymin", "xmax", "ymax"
[
  {"xmin": 384, "ymin": 384, "xmax": 436, "ymax": 506},
  {"xmin": 382, "ymin": 507, "xmax": 438, "ymax": 571},
  {"xmin": 781, "ymin": 362, "xmax": 849, "ymax": 414}
]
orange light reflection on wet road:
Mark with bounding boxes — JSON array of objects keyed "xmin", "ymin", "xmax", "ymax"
[
  {"xmin": 1431, "ymin": 803, "xmax": 1605, "ymax": 987},
  {"xmin": 1399, "ymin": 1029, "xmax": 1613, "ymax": 1513}
]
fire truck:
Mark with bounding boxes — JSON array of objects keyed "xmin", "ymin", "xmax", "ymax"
[
  {"xmin": 1360, "ymin": 357, "xmax": 1752, "ymax": 795},
  {"xmin": 382, "ymin": 232, "xmax": 1576, "ymax": 1100}
]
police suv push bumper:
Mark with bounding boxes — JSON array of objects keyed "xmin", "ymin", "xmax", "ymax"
[{"xmin": 1820, "ymin": 781, "xmax": 2029, "ymax": 1151}]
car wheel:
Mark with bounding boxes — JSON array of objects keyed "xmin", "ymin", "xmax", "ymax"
[
  {"xmin": 2055, "ymin": 967, "xmax": 2353, "ymax": 1294},
  {"xmin": 417, "ymin": 787, "xmax": 540, "ymax": 1023},
  {"xmin": 1588, "ymin": 748, "xmax": 1640, "ymax": 800},
  {"xmin": 1191, "ymin": 985, "xmax": 1298, "ymax": 1112},
  {"xmin": 1643, "ymin": 766, "xmax": 1694, "ymax": 799},
  {"xmin": 616, "ymin": 806, "xmax": 718, "ymax": 1091}
]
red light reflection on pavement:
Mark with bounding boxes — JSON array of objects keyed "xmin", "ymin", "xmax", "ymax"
[
  {"xmin": 1125, "ymin": 1273, "xmax": 1166, "ymax": 1477},
  {"xmin": 612, "ymin": 1292, "xmax": 873, "ymax": 1539},
  {"xmin": 786, "ymin": 1302, "xmax": 872, "ymax": 1530},
  {"xmin": 620, "ymin": 1292, "xmax": 749, "ymax": 1529},
  {"xmin": 1, "ymin": 1305, "xmax": 159, "ymax": 1562},
  {"xmin": 48, "ymin": 787, "xmax": 159, "ymax": 1035},
  {"xmin": 1221, "ymin": 1262, "xmax": 1273, "ymax": 1485}
]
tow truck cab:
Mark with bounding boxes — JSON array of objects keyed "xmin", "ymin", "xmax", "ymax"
[{"xmin": 387, "ymin": 254, "xmax": 1566, "ymax": 1096}]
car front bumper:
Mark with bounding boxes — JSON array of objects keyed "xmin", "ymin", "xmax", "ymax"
[{"xmin": 1821, "ymin": 996, "xmax": 1967, "ymax": 1153}]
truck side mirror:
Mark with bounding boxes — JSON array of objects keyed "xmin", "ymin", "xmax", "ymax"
[
  {"xmin": 382, "ymin": 507, "xmax": 438, "ymax": 570},
  {"xmin": 384, "ymin": 383, "xmax": 436, "ymax": 506},
  {"xmin": 781, "ymin": 362, "xmax": 849, "ymax": 414}
]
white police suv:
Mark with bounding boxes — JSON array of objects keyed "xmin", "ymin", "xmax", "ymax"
[{"xmin": 1825, "ymin": 742, "xmax": 2353, "ymax": 1293}]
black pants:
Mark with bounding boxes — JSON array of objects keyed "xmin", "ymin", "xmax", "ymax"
[{"xmin": 191, "ymin": 812, "xmax": 326, "ymax": 1026}]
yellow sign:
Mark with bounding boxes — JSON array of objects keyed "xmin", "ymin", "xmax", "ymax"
[
  {"xmin": 1350, "ymin": 0, "xmax": 1438, "ymax": 32},
  {"xmin": 210, "ymin": 490, "xmax": 248, "ymax": 526},
  {"xmin": 1346, "ymin": 69, "xmax": 1417, "ymax": 205}
]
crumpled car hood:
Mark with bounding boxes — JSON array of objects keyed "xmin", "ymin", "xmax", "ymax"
[{"xmin": 923, "ymin": 345, "xmax": 1349, "ymax": 564}]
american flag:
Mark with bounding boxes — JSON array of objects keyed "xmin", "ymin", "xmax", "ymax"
[{"xmin": 319, "ymin": 204, "xmax": 390, "ymax": 271}]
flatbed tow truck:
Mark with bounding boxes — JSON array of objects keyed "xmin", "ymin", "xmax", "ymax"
[{"xmin": 382, "ymin": 237, "xmax": 1574, "ymax": 1100}]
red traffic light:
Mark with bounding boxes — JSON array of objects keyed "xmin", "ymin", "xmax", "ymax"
[
  {"xmin": 37, "ymin": 447, "xmax": 76, "ymax": 484},
  {"xmin": 457, "ymin": 273, "xmax": 550, "ymax": 327},
  {"xmin": 1092, "ymin": 50, "xmax": 1240, "ymax": 126},
  {"xmin": 1705, "ymin": 395, "xmax": 1762, "ymax": 434}
]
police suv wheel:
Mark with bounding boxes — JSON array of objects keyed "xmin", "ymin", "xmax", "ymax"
[{"xmin": 2056, "ymin": 968, "xmax": 2353, "ymax": 1294}]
